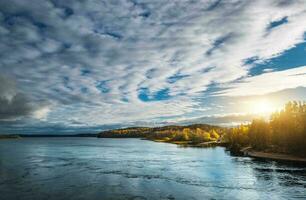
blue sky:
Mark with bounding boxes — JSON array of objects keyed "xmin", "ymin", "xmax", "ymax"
[{"xmin": 0, "ymin": 0, "xmax": 306, "ymax": 134}]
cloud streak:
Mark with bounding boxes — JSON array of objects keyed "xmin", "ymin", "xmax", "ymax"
[{"xmin": 219, "ymin": 66, "xmax": 306, "ymax": 96}]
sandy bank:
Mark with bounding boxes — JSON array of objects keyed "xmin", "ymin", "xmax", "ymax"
[{"xmin": 242, "ymin": 148, "xmax": 306, "ymax": 163}]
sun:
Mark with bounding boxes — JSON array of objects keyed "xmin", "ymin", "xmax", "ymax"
[{"xmin": 250, "ymin": 99, "xmax": 275, "ymax": 114}]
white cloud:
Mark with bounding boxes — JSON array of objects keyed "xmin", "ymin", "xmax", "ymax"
[
  {"xmin": 33, "ymin": 106, "xmax": 51, "ymax": 120},
  {"xmin": 0, "ymin": 0, "xmax": 306, "ymax": 128},
  {"xmin": 219, "ymin": 66, "xmax": 306, "ymax": 96}
]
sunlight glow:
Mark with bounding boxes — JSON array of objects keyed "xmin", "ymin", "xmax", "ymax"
[{"xmin": 250, "ymin": 99, "xmax": 276, "ymax": 114}]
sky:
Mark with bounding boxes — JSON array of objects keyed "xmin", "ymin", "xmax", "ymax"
[{"xmin": 0, "ymin": 0, "xmax": 306, "ymax": 134}]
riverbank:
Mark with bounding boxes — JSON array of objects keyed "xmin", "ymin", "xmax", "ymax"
[
  {"xmin": 241, "ymin": 147, "xmax": 306, "ymax": 164},
  {"xmin": 150, "ymin": 138, "xmax": 228, "ymax": 148},
  {"xmin": 152, "ymin": 139, "xmax": 306, "ymax": 163},
  {"xmin": 0, "ymin": 135, "xmax": 21, "ymax": 139}
]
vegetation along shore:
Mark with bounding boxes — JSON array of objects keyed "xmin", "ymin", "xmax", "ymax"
[
  {"xmin": 98, "ymin": 101, "xmax": 306, "ymax": 163},
  {"xmin": 0, "ymin": 135, "xmax": 21, "ymax": 139}
]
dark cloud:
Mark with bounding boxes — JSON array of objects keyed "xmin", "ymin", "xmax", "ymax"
[
  {"xmin": 0, "ymin": 75, "xmax": 33, "ymax": 120},
  {"xmin": 0, "ymin": 74, "xmax": 49, "ymax": 122},
  {"xmin": 0, "ymin": 93, "xmax": 33, "ymax": 120}
]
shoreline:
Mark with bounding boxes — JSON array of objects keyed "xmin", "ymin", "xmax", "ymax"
[
  {"xmin": 151, "ymin": 139, "xmax": 306, "ymax": 163},
  {"xmin": 0, "ymin": 135, "xmax": 21, "ymax": 139},
  {"xmin": 241, "ymin": 148, "xmax": 306, "ymax": 164},
  {"xmin": 149, "ymin": 138, "xmax": 228, "ymax": 148}
]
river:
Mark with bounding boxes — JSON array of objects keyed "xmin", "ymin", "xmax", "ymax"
[{"xmin": 0, "ymin": 138, "xmax": 305, "ymax": 200}]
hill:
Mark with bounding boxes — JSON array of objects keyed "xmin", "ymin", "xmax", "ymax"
[{"xmin": 97, "ymin": 124, "xmax": 228, "ymax": 147}]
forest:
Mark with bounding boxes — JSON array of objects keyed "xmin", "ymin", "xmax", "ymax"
[
  {"xmin": 227, "ymin": 101, "xmax": 306, "ymax": 156},
  {"xmin": 98, "ymin": 124, "xmax": 225, "ymax": 145}
]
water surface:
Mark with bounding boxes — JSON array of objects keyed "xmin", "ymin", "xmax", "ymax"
[{"xmin": 0, "ymin": 138, "xmax": 305, "ymax": 200}]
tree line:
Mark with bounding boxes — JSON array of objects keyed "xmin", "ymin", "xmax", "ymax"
[
  {"xmin": 226, "ymin": 101, "xmax": 306, "ymax": 156},
  {"xmin": 98, "ymin": 124, "xmax": 225, "ymax": 144},
  {"xmin": 146, "ymin": 128, "xmax": 222, "ymax": 144}
]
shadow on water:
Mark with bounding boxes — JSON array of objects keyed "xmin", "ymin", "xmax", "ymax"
[
  {"xmin": 248, "ymin": 159, "xmax": 306, "ymax": 191},
  {"xmin": 228, "ymin": 152, "xmax": 306, "ymax": 193}
]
